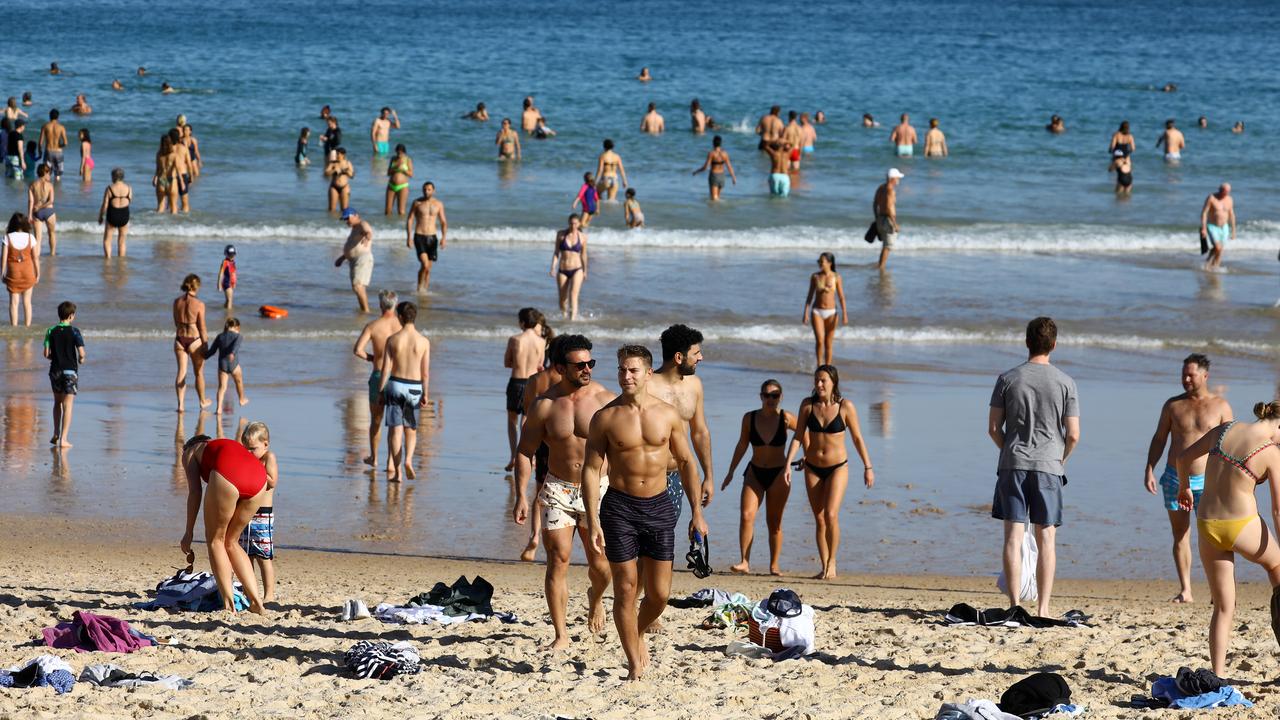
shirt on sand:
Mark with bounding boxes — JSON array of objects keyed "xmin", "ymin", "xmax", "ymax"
[
  {"xmin": 44, "ymin": 322, "xmax": 85, "ymax": 373},
  {"xmin": 990, "ymin": 361, "xmax": 1079, "ymax": 476}
]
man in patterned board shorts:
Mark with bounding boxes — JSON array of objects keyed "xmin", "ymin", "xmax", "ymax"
[
  {"xmin": 582, "ymin": 345, "xmax": 708, "ymax": 681},
  {"xmin": 511, "ymin": 335, "xmax": 616, "ymax": 650}
]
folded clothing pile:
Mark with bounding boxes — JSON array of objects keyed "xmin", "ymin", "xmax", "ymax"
[
  {"xmin": 134, "ymin": 569, "xmax": 248, "ymax": 612},
  {"xmin": 0, "ymin": 656, "xmax": 76, "ymax": 694},
  {"xmin": 343, "ymin": 641, "xmax": 421, "ymax": 680},
  {"xmin": 1131, "ymin": 667, "xmax": 1252, "ymax": 709},
  {"xmin": 80, "ymin": 664, "xmax": 193, "ymax": 690},
  {"xmin": 42, "ymin": 610, "xmax": 157, "ymax": 653},
  {"xmin": 374, "ymin": 576, "xmax": 516, "ymax": 625}
]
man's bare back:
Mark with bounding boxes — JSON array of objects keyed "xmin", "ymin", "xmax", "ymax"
[
  {"xmin": 356, "ymin": 314, "xmax": 401, "ymax": 370},
  {"xmin": 383, "ymin": 326, "xmax": 431, "ymax": 384},
  {"xmin": 757, "ymin": 114, "xmax": 783, "ymax": 144},
  {"xmin": 506, "ymin": 329, "xmax": 546, "ymax": 380}
]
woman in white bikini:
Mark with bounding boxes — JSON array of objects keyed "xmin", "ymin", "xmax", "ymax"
[{"xmin": 802, "ymin": 252, "xmax": 846, "ymax": 367}]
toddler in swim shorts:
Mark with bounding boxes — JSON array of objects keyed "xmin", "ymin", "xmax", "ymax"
[{"xmin": 238, "ymin": 422, "xmax": 279, "ymax": 602}]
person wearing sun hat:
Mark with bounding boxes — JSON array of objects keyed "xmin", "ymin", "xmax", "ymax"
[
  {"xmin": 334, "ymin": 208, "xmax": 375, "ymax": 313},
  {"xmin": 873, "ymin": 168, "xmax": 904, "ymax": 269}
]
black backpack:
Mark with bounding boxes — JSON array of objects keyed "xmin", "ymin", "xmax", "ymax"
[{"xmin": 1000, "ymin": 672, "xmax": 1071, "ymax": 717}]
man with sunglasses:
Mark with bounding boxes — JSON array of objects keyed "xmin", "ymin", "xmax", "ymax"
[
  {"xmin": 582, "ymin": 344, "xmax": 705, "ymax": 681},
  {"xmin": 512, "ymin": 335, "xmax": 616, "ymax": 650}
]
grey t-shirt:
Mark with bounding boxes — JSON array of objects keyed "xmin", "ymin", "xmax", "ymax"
[{"xmin": 990, "ymin": 361, "xmax": 1079, "ymax": 475}]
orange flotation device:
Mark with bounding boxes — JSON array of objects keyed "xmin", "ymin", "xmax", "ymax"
[{"xmin": 258, "ymin": 305, "xmax": 289, "ymax": 319}]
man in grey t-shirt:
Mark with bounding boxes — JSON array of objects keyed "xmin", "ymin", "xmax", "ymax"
[{"xmin": 987, "ymin": 316, "xmax": 1081, "ymax": 617}]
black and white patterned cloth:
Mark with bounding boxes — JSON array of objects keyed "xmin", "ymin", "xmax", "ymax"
[{"xmin": 343, "ymin": 641, "xmax": 421, "ymax": 680}]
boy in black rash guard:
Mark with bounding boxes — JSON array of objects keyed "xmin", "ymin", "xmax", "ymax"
[
  {"xmin": 44, "ymin": 300, "xmax": 85, "ymax": 448},
  {"xmin": 205, "ymin": 317, "xmax": 248, "ymax": 413}
]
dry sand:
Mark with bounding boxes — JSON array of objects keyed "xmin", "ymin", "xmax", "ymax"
[{"xmin": 1, "ymin": 515, "xmax": 1277, "ymax": 719}]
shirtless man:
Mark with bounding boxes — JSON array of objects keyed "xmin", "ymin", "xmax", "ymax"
[
  {"xmin": 764, "ymin": 142, "xmax": 791, "ymax": 197},
  {"xmin": 592, "ymin": 139, "xmax": 628, "ymax": 201},
  {"xmin": 782, "ymin": 112, "xmax": 804, "ymax": 171},
  {"xmin": 169, "ymin": 128, "xmax": 193, "ymax": 213},
  {"xmin": 353, "ymin": 290, "xmax": 402, "ymax": 473},
  {"xmin": 689, "ymin": 99, "xmax": 711, "ymax": 134},
  {"xmin": 692, "ymin": 135, "xmax": 736, "ymax": 201},
  {"xmin": 890, "ymin": 114, "xmax": 917, "ymax": 157},
  {"xmin": 38, "ymin": 109, "xmax": 68, "ymax": 181},
  {"xmin": 370, "ymin": 107, "xmax": 400, "ymax": 156},
  {"xmin": 873, "ymin": 169, "xmax": 904, "ymax": 270},
  {"xmin": 1143, "ymin": 353, "xmax": 1233, "ymax": 603},
  {"xmin": 1199, "ymin": 183, "xmax": 1235, "ymax": 271},
  {"xmin": 1156, "ymin": 119, "xmax": 1185, "ymax": 162},
  {"xmin": 923, "ymin": 118, "xmax": 948, "ymax": 157},
  {"xmin": 505, "ymin": 307, "xmax": 548, "ymax": 471},
  {"xmin": 582, "ymin": 345, "xmax": 706, "ymax": 680},
  {"xmin": 513, "ymin": 335, "xmax": 616, "ymax": 649},
  {"xmin": 648, "ymin": 324, "xmax": 715, "ymax": 520},
  {"xmin": 640, "ymin": 103, "xmax": 664, "ymax": 134},
  {"xmin": 517, "ymin": 344, "xmax": 563, "ymax": 561},
  {"xmin": 755, "ymin": 105, "xmax": 783, "ymax": 150},
  {"xmin": 405, "ymin": 181, "xmax": 448, "ymax": 294},
  {"xmin": 377, "ymin": 301, "xmax": 430, "ymax": 483},
  {"xmin": 334, "ymin": 208, "xmax": 374, "ymax": 313},
  {"xmin": 521, "ymin": 97, "xmax": 543, "ymax": 135}
]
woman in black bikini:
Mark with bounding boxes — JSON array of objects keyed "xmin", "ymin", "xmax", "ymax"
[
  {"xmin": 721, "ymin": 379, "xmax": 796, "ymax": 576},
  {"xmin": 172, "ymin": 274, "xmax": 210, "ymax": 413},
  {"xmin": 550, "ymin": 214, "xmax": 587, "ymax": 321},
  {"xmin": 785, "ymin": 365, "xmax": 874, "ymax": 579},
  {"xmin": 97, "ymin": 168, "xmax": 132, "ymax": 257}
]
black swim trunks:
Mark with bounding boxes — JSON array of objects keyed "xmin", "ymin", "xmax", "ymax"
[
  {"xmin": 49, "ymin": 369, "xmax": 78, "ymax": 395},
  {"xmin": 598, "ymin": 487, "xmax": 677, "ymax": 563},
  {"xmin": 413, "ymin": 233, "xmax": 439, "ymax": 262},
  {"xmin": 505, "ymin": 377, "xmax": 528, "ymax": 414}
]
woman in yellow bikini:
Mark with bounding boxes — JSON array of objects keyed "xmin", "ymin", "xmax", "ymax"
[
  {"xmin": 384, "ymin": 144, "xmax": 413, "ymax": 216},
  {"xmin": 1177, "ymin": 400, "xmax": 1280, "ymax": 675}
]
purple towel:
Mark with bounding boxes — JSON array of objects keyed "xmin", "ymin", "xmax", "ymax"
[{"xmin": 41, "ymin": 610, "xmax": 156, "ymax": 653}]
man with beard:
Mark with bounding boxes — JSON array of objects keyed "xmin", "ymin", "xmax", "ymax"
[
  {"xmin": 512, "ymin": 335, "xmax": 616, "ymax": 649},
  {"xmin": 648, "ymin": 324, "xmax": 714, "ymax": 516}
]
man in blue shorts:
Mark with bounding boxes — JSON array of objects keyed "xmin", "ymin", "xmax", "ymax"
[
  {"xmin": 1143, "ymin": 354, "xmax": 1233, "ymax": 603},
  {"xmin": 988, "ymin": 317, "xmax": 1080, "ymax": 617}
]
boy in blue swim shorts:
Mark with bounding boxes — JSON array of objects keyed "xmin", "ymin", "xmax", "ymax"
[{"xmin": 1143, "ymin": 353, "xmax": 1234, "ymax": 603}]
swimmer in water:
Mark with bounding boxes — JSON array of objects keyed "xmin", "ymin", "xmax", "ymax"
[
  {"xmin": 463, "ymin": 102, "xmax": 489, "ymax": 121},
  {"xmin": 692, "ymin": 135, "xmax": 737, "ymax": 201},
  {"xmin": 640, "ymin": 103, "xmax": 664, "ymax": 134},
  {"xmin": 1109, "ymin": 149, "xmax": 1133, "ymax": 196},
  {"xmin": 161, "ymin": 82, "xmax": 175, "ymax": 94},
  {"xmin": 1156, "ymin": 119, "xmax": 1185, "ymax": 162},
  {"xmin": 637, "ymin": 67, "xmax": 652, "ymax": 82},
  {"xmin": 1047, "ymin": 114, "xmax": 1065, "ymax": 134},
  {"xmin": 71, "ymin": 94, "xmax": 91, "ymax": 115},
  {"xmin": 496, "ymin": 118, "xmax": 521, "ymax": 160},
  {"xmin": 862, "ymin": 113, "xmax": 877, "ymax": 128},
  {"xmin": 923, "ymin": 118, "xmax": 948, "ymax": 157},
  {"xmin": 111, "ymin": 79, "xmax": 123, "ymax": 91}
]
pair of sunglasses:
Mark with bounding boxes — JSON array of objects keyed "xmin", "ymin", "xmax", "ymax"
[
  {"xmin": 761, "ymin": 391, "xmax": 781, "ymax": 399},
  {"xmin": 567, "ymin": 359, "xmax": 596, "ymax": 370}
]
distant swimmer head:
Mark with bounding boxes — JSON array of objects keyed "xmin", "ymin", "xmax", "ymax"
[
  {"xmin": 378, "ymin": 290, "xmax": 398, "ymax": 312},
  {"xmin": 887, "ymin": 168, "xmax": 905, "ymax": 181},
  {"xmin": 647, "ymin": 102, "xmax": 656, "ymax": 112},
  {"xmin": 523, "ymin": 97, "xmax": 533, "ymax": 109},
  {"xmin": 770, "ymin": 105, "xmax": 781, "ymax": 115},
  {"xmin": 1198, "ymin": 116, "xmax": 1208, "ymax": 128},
  {"xmin": 5, "ymin": 96, "xmax": 15, "ymax": 109},
  {"xmin": 815, "ymin": 110, "xmax": 826, "ymax": 124},
  {"xmin": 690, "ymin": 98, "xmax": 701, "ymax": 111},
  {"xmin": 862, "ymin": 113, "xmax": 874, "ymax": 127},
  {"xmin": 380, "ymin": 106, "xmax": 392, "ymax": 118},
  {"xmin": 21, "ymin": 92, "xmax": 31, "ymax": 104},
  {"xmin": 1162, "ymin": 82, "xmax": 1178, "ymax": 93},
  {"xmin": 50, "ymin": 62, "xmax": 60, "ymax": 74},
  {"xmin": 79, "ymin": 128, "xmax": 91, "ymax": 142},
  {"xmin": 340, "ymin": 207, "xmax": 359, "ymax": 222},
  {"xmin": 223, "ymin": 244, "xmax": 237, "ymax": 259},
  {"xmin": 1025, "ymin": 316, "xmax": 1057, "ymax": 356},
  {"xmin": 137, "ymin": 66, "xmax": 146, "ymax": 76},
  {"xmin": 788, "ymin": 110, "xmax": 797, "ymax": 121}
]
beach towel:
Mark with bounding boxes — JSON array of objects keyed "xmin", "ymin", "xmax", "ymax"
[
  {"xmin": 943, "ymin": 604, "xmax": 1089, "ymax": 629},
  {"xmin": 1150, "ymin": 676, "xmax": 1252, "ymax": 709},
  {"xmin": 42, "ymin": 610, "xmax": 157, "ymax": 653},
  {"xmin": 79, "ymin": 664, "xmax": 193, "ymax": 690},
  {"xmin": 343, "ymin": 640, "xmax": 421, "ymax": 680},
  {"xmin": 996, "ymin": 526, "xmax": 1039, "ymax": 602},
  {"xmin": 0, "ymin": 655, "xmax": 76, "ymax": 694},
  {"xmin": 373, "ymin": 602, "xmax": 516, "ymax": 626},
  {"xmin": 407, "ymin": 576, "xmax": 494, "ymax": 617},
  {"xmin": 134, "ymin": 569, "xmax": 248, "ymax": 612}
]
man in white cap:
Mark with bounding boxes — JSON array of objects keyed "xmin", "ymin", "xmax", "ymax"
[
  {"xmin": 334, "ymin": 208, "xmax": 375, "ymax": 313},
  {"xmin": 873, "ymin": 169, "xmax": 904, "ymax": 270}
]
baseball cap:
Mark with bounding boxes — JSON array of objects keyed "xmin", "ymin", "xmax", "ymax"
[
  {"xmin": 887, "ymin": 168, "xmax": 905, "ymax": 180},
  {"xmin": 340, "ymin": 207, "xmax": 359, "ymax": 220}
]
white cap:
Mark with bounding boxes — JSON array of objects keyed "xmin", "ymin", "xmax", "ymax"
[{"xmin": 887, "ymin": 168, "xmax": 905, "ymax": 180}]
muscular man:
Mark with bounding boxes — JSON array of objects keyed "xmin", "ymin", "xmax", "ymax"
[
  {"xmin": 873, "ymin": 168, "xmax": 904, "ymax": 270},
  {"xmin": 889, "ymin": 113, "xmax": 917, "ymax": 157},
  {"xmin": 370, "ymin": 107, "xmax": 400, "ymax": 156},
  {"xmin": 754, "ymin": 105, "xmax": 783, "ymax": 150},
  {"xmin": 1156, "ymin": 119, "xmax": 1185, "ymax": 162},
  {"xmin": 640, "ymin": 103, "xmax": 665, "ymax": 134},
  {"xmin": 583, "ymin": 345, "xmax": 706, "ymax": 680},
  {"xmin": 334, "ymin": 208, "xmax": 374, "ymax": 313},
  {"xmin": 1143, "ymin": 354, "xmax": 1233, "ymax": 602},
  {"xmin": 521, "ymin": 96, "xmax": 543, "ymax": 135},
  {"xmin": 764, "ymin": 142, "xmax": 791, "ymax": 198},
  {"xmin": 504, "ymin": 307, "xmax": 548, "ymax": 471},
  {"xmin": 594, "ymin": 139, "xmax": 628, "ymax": 201},
  {"xmin": 353, "ymin": 290, "xmax": 402, "ymax": 472},
  {"xmin": 378, "ymin": 302, "xmax": 430, "ymax": 483},
  {"xmin": 1199, "ymin": 183, "xmax": 1235, "ymax": 271},
  {"xmin": 513, "ymin": 335, "xmax": 616, "ymax": 649},
  {"xmin": 39, "ymin": 108, "xmax": 68, "ymax": 181},
  {"xmin": 648, "ymin": 324, "xmax": 714, "ymax": 519},
  {"xmin": 405, "ymin": 182, "xmax": 448, "ymax": 294}
]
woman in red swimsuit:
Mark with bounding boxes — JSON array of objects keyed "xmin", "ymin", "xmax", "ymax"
[{"xmin": 179, "ymin": 430, "xmax": 272, "ymax": 614}]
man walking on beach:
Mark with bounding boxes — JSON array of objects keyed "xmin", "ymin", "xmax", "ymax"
[
  {"xmin": 504, "ymin": 308, "xmax": 548, "ymax": 472},
  {"xmin": 370, "ymin": 107, "xmax": 400, "ymax": 156},
  {"xmin": 334, "ymin": 208, "xmax": 374, "ymax": 313},
  {"xmin": 512, "ymin": 335, "xmax": 616, "ymax": 649},
  {"xmin": 648, "ymin": 324, "xmax": 714, "ymax": 517},
  {"xmin": 1142, "ymin": 354, "xmax": 1232, "ymax": 603},
  {"xmin": 1199, "ymin": 183, "xmax": 1235, "ymax": 271},
  {"xmin": 1156, "ymin": 119, "xmax": 1185, "ymax": 162},
  {"xmin": 890, "ymin": 114, "xmax": 917, "ymax": 157},
  {"xmin": 873, "ymin": 169, "xmax": 904, "ymax": 270},
  {"xmin": 987, "ymin": 316, "xmax": 1080, "ymax": 617},
  {"xmin": 378, "ymin": 302, "xmax": 430, "ymax": 483},
  {"xmin": 38, "ymin": 109, "xmax": 67, "ymax": 181},
  {"xmin": 405, "ymin": 182, "xmax": 448, "ymax": 294},
  {"xmin": 353, "ymin": 290, "xmax": 401, "ymax": 473},
  {"xmin": 583, "ymin": 345, "xmax": 706, "ymax": 680}
]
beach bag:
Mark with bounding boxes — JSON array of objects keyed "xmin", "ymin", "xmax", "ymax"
[
  {"xmin": 999, "ymin": 672, "xmax": 1070, "ymax": 717},
  {"xmin": 747, "ymin": 597, "xmax": 815, "ymax": 655},
  {"xmin": 864, "ymin": 221, "xmax": 880, "ymax": 244},
  {"xmin": 1199, "ymin": 230, "xmax": 1209, "ymax": 255},
  {"xmin": 995, "ymin": 525, "xmax": 1038, "ymax": 602}
]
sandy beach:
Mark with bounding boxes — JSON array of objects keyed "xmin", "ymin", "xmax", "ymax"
[{"xmin": 1, "ymin": 515, "xmax": 1278, "ymax": 719}]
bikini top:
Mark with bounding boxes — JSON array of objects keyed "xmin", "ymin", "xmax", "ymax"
[
  {"xmin": 1211, "ymin": 421, "xmax": 1278, "ymax": 485},
  {"xmin": 749, "ymin": 410, "xmax": 788, "ymax": 447},
  {"xmin": 806, "ymin": 402, "xmax": 846, "ymax": 434},
  {"xmin": 390, "ymin": 158, "xmax": 410, "ymax": 175},
  {"xmin": 559, "ymin": 233, "xmax": 583, "ymax": 254}
]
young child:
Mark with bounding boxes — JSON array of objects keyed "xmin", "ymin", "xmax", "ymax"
[
  {"xmin": 572, "ymin": 172, "xmax": 598, "ymax": 227},
  {"xmin": 624, "ymin": 187, "xmax": 645, "ymax": 228},
  {"xmin": 295, "ymin": 127, "xmax": 310, "ymax": 167},
  {"xmin": 217, "ymin": 244, "xmax": 237, "ymax": 308},
  {"xmin": 44, "ymin": 300, "xmax": 85, "ymax": 448},
  {"xmin": 205, "ymin": 317, "xmax": 248, "ymax": 413},
  {"xmin": 239, "ymin": 421, "xmax": 279, "ymax": 602}
]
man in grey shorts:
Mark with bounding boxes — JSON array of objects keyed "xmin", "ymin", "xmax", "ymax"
[{"xmin": 987, "ymin": 316, "xmax": 1080, "ymax": 617}]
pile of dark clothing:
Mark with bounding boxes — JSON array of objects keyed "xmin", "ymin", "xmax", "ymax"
[
  {"xmin": 407, "ymin": 576, "xmax": 494, "ymax": 616},
  {"xmin": 1130, "ymin": 667, "xmax": 1252, "ymax": 709},
  {"xmin": 0, "ymin": 656, "xmax": 76, "ymax": 694},
  {"xmin": 937, "ymin": 672, "xmax": 1076, "ymax": 719},
  {"xmin": 343, "ymin": 641, "xmax": 422, "ymax": 680},
  {"xmin": 134, "ymin": 569, "xmax": 248, "ymax": 612},
  {"xmin": 943, "ymin": 603, "xmax": 1090, "ymax": 629}
]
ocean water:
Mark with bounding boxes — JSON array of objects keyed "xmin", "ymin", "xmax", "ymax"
[{"xmin": 1, "ymin": 0, "xmax": 1278, "ymax": 579}]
